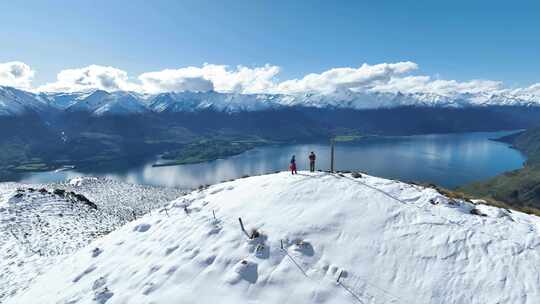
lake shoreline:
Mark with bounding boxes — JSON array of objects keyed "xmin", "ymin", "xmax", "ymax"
[{"xmin": 11, "ymin": 131, "xmax": 526, "ymax": 190}]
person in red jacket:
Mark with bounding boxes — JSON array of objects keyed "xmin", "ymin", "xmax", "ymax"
[
  {"xmin": 308, "ymin": 151, "xmax": 316, "ymax": 172},
  {"xmin": 290, "ymin": 155, "xmax": 297, "ymax": 175}
]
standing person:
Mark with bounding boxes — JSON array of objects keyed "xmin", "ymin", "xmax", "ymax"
[
  {"xmin": 309, "ymin": 151, "xmax": 316, "ymax": 172},
  {"xmin": 290, "ymin": 155, "xmax": 297, "ymax": 175}
]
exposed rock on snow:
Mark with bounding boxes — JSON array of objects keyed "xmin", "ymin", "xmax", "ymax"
[{"xmin": 9, "ymin": 172, "xmax": 540, "ymax": 303}]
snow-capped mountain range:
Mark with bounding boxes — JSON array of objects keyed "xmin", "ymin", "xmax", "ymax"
[{"xmin": 1, "ymin": 85, "xmax": 540, "ymax": 116}]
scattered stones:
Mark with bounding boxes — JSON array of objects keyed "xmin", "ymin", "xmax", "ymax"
[
  {"xmin": 64, "ymin": 191, "xmax": 98, "ymax": 209},
  {"xmin": 73, "ymin": 193, "xmax": 97, "ymax": 209},
  {"xmin": 352, "ymin": 172, "xmax": 362, "ymax": 179},
  {"xmin": 13, "ymin": 193, "xmax": 24, "ymax": 199},
  {"xmin": 470, "ymin": 208, "xmax": 488, "ymax": 217},
  {"xmin": 448, "ymin": 199, "xmax": 460, "ymax": 206},
  {"xmin": 53, "ymin": 189, "xmax": 66, "ymax": 197}
]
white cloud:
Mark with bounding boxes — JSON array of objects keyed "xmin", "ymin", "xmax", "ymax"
[
  {"xmin": 6, "ymin": 60, "xmax": 538, "ymax": 103},
  {"xmin": 510, "ymin": 83, "xmax": 540, "ymax": 96},
  {"xmin": 0, "ymin": 61, "xmax": 35, "ymax": 89},
  {"xmin": 138, "ymin": 64, "xmax": 280, "ymax": 94},
  {"xmin": 137, "ymin": 67, "xmax": 214, "ymax": 93},
  {"xmin": 37, "ymin": 65, "xmax": 139, "ymax": 92},
  {"xmin": 370, "ymin": 76, "xmax": 504, "ymax": 96},
  {"xmin": 274, "ymin": 62, "xmax": 418, "ymax": 94}
]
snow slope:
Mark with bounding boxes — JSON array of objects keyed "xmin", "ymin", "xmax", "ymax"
[
  {"xmin": 65, "ymin": 91, "xmax": 148, "ymax": 116},
  {"xmin": 39, "ymin": 91, "xmax": 92, "ymax": 110},
  {"xmin": 0, "ymin": 178, "xmax": 183, "ymax": 302},
  {"xmin": 147, "ymin": 91, "xmax": 283, "ymax": 113},
  {"xmin": 11, "ymin": 172, "xmax": 540, "ymax": 304},
  {"xmin": 0, "ymin": 86, "xmax": 52, "ymax": 116}
]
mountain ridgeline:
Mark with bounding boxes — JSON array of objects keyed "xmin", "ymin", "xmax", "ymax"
[{"xmin": 2, "ymin": 85, "xmax": 540, "ymax": 180}]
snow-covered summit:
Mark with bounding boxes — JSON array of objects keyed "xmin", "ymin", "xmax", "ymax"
[
  {"xmin": 148, "ymin": 91, "xmax": 285, "ymax": 113},
  {"xmin": 11, "ymin": 171, "xmax": 540, "ymax": 303},
  {"xmin": 63, "ymin": 90, "xmax": 149, "ymax": 116}
]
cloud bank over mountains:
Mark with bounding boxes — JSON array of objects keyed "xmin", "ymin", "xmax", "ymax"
[
  {"xmin": 36, "ymin": 65, "xmax": 139, "ymax": 93},
  {"xmin": 0, "ymin": 62, "xmax": 35, "ymax": 90},
  {"xmin": 1, "ymin": 60, "xmax": 540, "ymax": 100}
]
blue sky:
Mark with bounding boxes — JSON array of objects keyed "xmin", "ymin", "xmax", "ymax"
[{"xmin": 1, "ymin": 0, "xmax": 539, "ymax": 91}]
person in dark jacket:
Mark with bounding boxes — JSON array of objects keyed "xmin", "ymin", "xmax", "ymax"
[
  {"xmin": 290, "ymin": 155, "xmax": 297, "ymax": 175},
  {"xmin": 308, "ymin": 151, "xmax": 316, "ymax": 172}
]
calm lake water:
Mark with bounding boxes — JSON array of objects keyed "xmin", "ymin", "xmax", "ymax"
[{"xmin": 17, "ymin": 131, "xmax": 526, "ymax": 189}]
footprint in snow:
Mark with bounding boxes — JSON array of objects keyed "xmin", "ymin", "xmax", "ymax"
[
  {"xmin": 209, "ymin": 188, "xmax": 224, "ymax": 195},
  {"xmin": 195, "ymin": 254, "xmax": 217, "ymax": 267},
  {"xmin": 142, "ymin": 282, "xmax": 158, "ymax": 295},
  {"xmin": 165, "ymin": 245, "xmax": 180, "ymax": 256},
  {"xmin": 73, "ymin": 265, "xmax": 97, "ymax": 283},
  {"xmin": 133, "ymin": 223, "xmax": 151, "ymax": 232},
  {"xmin": 148, "ymin": 265, "xmax": 161, "ymax": 274},
  {"xmin": 184, "ymin": 248, "xmax": 200, "ymax": 259},
  {"xmin": 207, "ymin": 225, "xmax": 222, "ymax": 236},
  {"xmin": 93, "ymin": 287, "xmax": 113, "ymax": 304},
  {"xmin": 92, "ymin": 277, "xmax": 107, "ymax": 291},
  {"xmin": 226, "ymin": 259, "xmax": 258, "ymax": 284},
  {"xmin": 91, "ymin": 247, "xmax": 103, "ymax": 258},
  {"xmin": 291, "ymin": 240, "xmax": 314, "ymax": 257},
  {"xmin": 166, "ymin": 265, "xmax": 178, "ymax": 275},
  {"xmin": 247, "ymin": 234, "xmax": 269, "ymax": 259}
]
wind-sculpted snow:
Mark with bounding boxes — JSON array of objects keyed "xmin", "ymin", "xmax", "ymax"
[
  {"xmin": 0, "ymin": 177, "xmax": 183, "ymax": 302},
  {"xmin": 10, "ymin": 172, "xmax": 540, "ymax": 303}
]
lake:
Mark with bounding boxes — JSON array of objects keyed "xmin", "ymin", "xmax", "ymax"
[{"xmin": 16, "ymin": 131, "xmax": 526, "ymax": 189}]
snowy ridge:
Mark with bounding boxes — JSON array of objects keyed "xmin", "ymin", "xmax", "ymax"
[
  {"xmin": 148, "ymin": 91, "xmax": 286, "ymax": 113},
  {"xmin": 0, "ymin": 86, "xmax": 52, "ymax": 116},
  {"xmin": 10, "ymin": 172, "xmax": 540, "ymax": 304},
  {"xmin": 39, "ymin": 91, "xmax": 94, "ymax": 110},
  {"xmin": 0, "ymin": 178, "xmax": 183, "ymax": 302},
  {"xmin": 64, "ymin": 90, "xmax": 149, "ymax": 115},
  {"xmin": 2, "ymin": 85, "xmax": 540, "ymax": 116}
]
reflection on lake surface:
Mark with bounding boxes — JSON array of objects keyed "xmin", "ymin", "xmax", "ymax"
[{"xmin": 17, "ymin": 131, "xmax": 526, "ymax": 189}]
